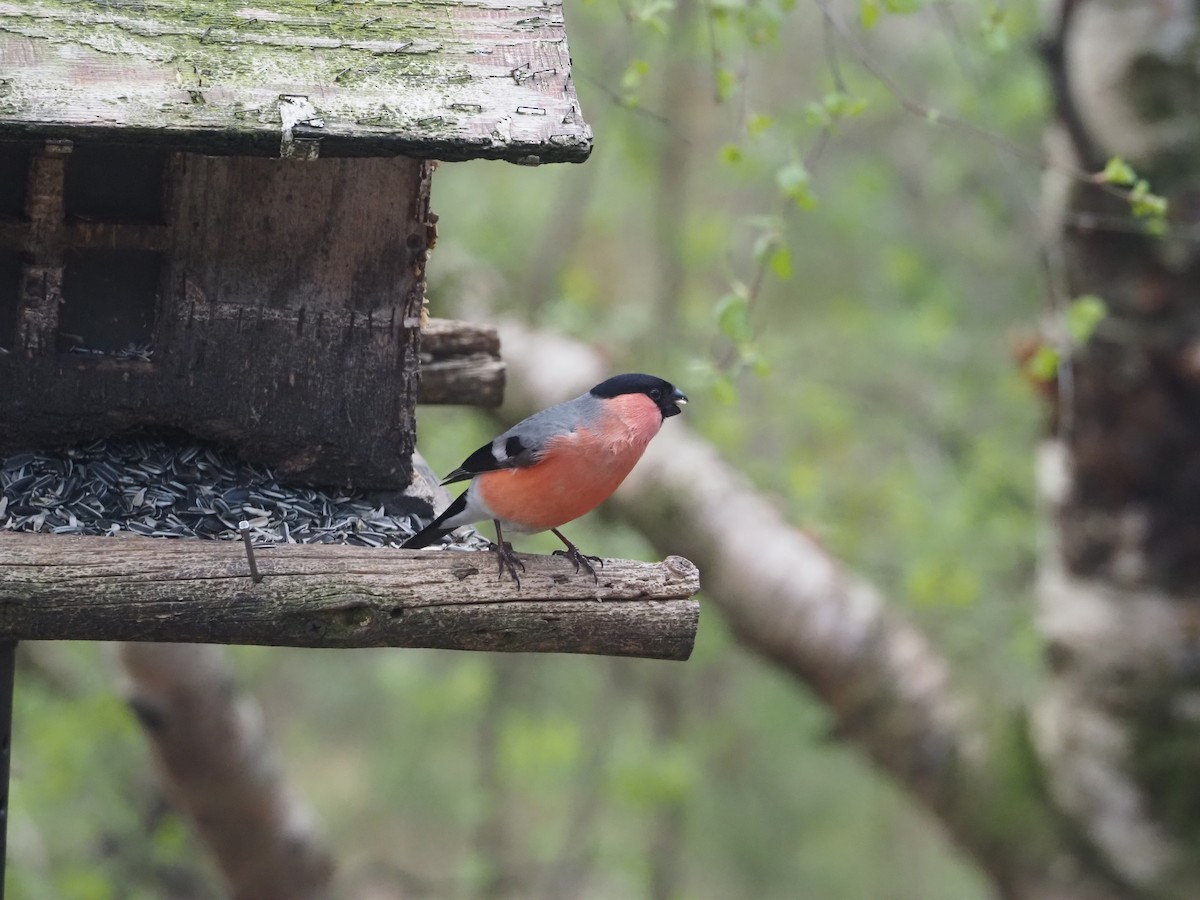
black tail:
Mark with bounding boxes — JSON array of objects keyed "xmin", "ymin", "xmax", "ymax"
[{"xmin": 400, "ymin": 492, "xmax": 468, "ymax": 549}]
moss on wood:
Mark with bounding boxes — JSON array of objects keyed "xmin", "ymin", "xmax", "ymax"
[{"xmin": 0, "ymin": 0, "xmax": 591, "ymax": 162}]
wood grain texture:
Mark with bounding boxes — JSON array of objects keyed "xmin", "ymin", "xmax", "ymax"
[
  {"xmin": 418, "ymin": 354, "xmax": 505, "ymax": 406},
  {"xmin": 418, "ymin": 317, "xmax": 504, "ymax": 406},
  {"xmin": 421, "ymin": 318, "xmax": 502, "ymax": 358},
  {"xmin": 0, "ymin": 534, "xmax": 700, "ymax": 660},
  {"xmin": 0, "ymin": 152, "xmax": 432, "ymax": 488},
  {"xmin": 0, "ymin": 0, "xmax": 591, "ymax": 164}
]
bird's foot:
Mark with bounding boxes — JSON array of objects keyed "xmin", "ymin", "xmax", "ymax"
[
  {"xmin": 552, "ymin": 542, "xmax": 604, "ymax": 582},
  {"xmin": 490, "ymin": 540, "xmax": 526, "ymax": 588}
]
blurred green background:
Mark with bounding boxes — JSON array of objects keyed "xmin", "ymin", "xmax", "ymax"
[{"xmin": 9, "ymin": 1, "xmax": 1050, "ymax": 897}]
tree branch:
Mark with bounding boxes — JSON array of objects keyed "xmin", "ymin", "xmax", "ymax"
[
  {"xmin": 0, "ymin": 535, "xmax": 699, "ymax": 660},
  {"xmin": 117, "ymin": 643, "xmax": 334, "ymax": 900}
]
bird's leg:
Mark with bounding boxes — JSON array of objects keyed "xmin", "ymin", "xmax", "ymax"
[
  {"xmin": 490, "ymin": 519, "xmax": 525, "ymax": 588},
  {"xmin": 550, "ymin": 528, "xmax": 603, "ymax": 582}
]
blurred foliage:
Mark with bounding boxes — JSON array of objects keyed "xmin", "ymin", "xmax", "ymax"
[{"xmin": 8, "ymin": 1, "xmax": 1056, "ymax": 897}]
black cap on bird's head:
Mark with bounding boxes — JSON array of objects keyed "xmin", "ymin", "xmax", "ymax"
[{"xmin": 590, "ymin": 373, "xmax": 688, "ymax": 417}]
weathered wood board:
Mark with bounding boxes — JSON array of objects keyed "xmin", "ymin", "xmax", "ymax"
[
  {"xmin": 418, "ymin": 317, "xmax": 504, "ymax": 406},
  {"xmin": 0, "ymin": 0, "xmax": 591, "ymax": 163},
  {"xmin": 0, "ymin": 534, "xmax": 701, "ymax": 660},
  {"xmin": 0, "ymin": 149, "xmax": 433, "ymax": 488}
]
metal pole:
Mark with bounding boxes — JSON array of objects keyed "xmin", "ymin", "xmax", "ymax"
[{"xmin": 0, "ymin": 641, "xmax": 16, "ymax": 900}]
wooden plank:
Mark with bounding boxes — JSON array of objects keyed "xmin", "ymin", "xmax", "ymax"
[
  {"xmin": 421, "ymin": 318, "xmax": 502, "ymax": 358},
  {"xmin": 0, "ymin": 0, "xmax": 592, "ymax": 163},
  {"xmin": 418, "ymin": 318, "xmax": 504, "ymax": 406},
  {"xmin": 0, "ymin": 303, "xmax": 418, "ymax": 486},
  {"xmin": 172, "ymin": 154, "xmax": 426, "ymax": 311},
  {"xmin": 14, "ymin": 142, "xmax": 67, "ymax": 349},
  {"xmin": 418, "ymin": 354, "xmax": 505, "ymax": 406},
  {"xmin": 0, "ymin": 534, "xmax": 701, "ymax": 661}
]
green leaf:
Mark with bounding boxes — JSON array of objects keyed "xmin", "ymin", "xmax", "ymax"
[
  {"xmin": 882, "ymin": 0, "xmax": 922, "ymax": 12},
  {"xmin": 860, "ymin": 0, "xmax": 880, "ymax": 29},
  {"xmin": 707, "ymin": 0, "xmax": 738, "ymax": 23},
  {"xmin": 747, "ymin": 113, "xmax": 774, "ymax": 137},
  {"xmin": 715, "ymin": 292, "xmax": 752, "ymax": 343},
  {"xmin": 776, "ymin": 161, "xmax": 817, "ymax": 209},
  {"xmin": 769, "ymin": 246, "xmax": 793, "ymax": 281},
  {"xmin": 712, "ymin": 373, "xmax": 738, "ymax": 405},
  {"xmin": 1130, "ymin": 181, "xmax": 1168, "ymax": 220},
  {"xmin": 1143, "ymin": 216, "xmax": 1168, "ymax": 237},
  {"xmin": 630, "ymin": 0, "xmax": 677, "ymax": 34},
  {"xmin": 1025, "ymin": 345, "xmax": 1060, "ymax": 382},
  {"xmin": 1066, "ymin": 295, "xmax": 1107, "ymax": 344},
  {"xmin": 981, "ymin": 7, "xmax": 1009, "ymax": 54},
  {"xmin": 720, "ymin": 143, "xmax": 743, "ymax": 165},
  {"xmin": 804, "ymin": 101, "xmax": 831, "ymax": 129},
  {"xmin": 716, "ymin": 67, "xmax": 739, "ymax": 103},
  {"xmin": 1101, "ymin": 156, "xmax": 1137, "ymax": 187},
  {"xmin": 805, "ymin": 91, "xmax": 870, "ymax": 130},
  {"xmin": 620, "ymin": 58, "xmax": 651, "ymax": 94},
  {"xmin": 842, "ymin": 95, "xmax": 868, "ymax": 117}
]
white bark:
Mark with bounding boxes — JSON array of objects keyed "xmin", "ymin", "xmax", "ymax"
[{"xmin": 1033, "ymin": 1, "xmax": 1200, "ymax": 892}]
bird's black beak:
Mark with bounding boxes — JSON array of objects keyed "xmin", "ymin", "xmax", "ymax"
[{"xmin": 663, "ymin": 387, "xmax": 688, "ymax": 417}]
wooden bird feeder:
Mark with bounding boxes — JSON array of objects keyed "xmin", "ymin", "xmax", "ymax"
[{"xmin": 0, "ymin": 3, "xmax": 702, "ymax": 633}]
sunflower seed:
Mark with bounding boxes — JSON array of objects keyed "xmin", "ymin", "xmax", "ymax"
[{"xmin": 1, "ymin": 436, "xmax": 484, "ymax": 551}]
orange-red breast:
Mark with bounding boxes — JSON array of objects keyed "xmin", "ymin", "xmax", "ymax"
[{"xmin": 401, "ymin": 373, "xmax": 688, "ymax": 585}]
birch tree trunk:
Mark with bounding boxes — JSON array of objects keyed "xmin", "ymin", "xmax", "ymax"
[{"xmin": 1035, "ymin": 1, "xmax": 1200, "ymax": 895}]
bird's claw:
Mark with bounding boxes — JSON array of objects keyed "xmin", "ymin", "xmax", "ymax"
[
  {"xmin": 490, "ymin": 541, "xmax": 525, "ymax": 588},
  {"xmin": 553, "ymin": 545, "xmax": 603, "ymax": 582}
]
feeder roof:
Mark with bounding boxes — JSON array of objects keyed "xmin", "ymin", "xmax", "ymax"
[{"xmin": 0, "ymin": 0, "xmax": 592, "ymax": 163}]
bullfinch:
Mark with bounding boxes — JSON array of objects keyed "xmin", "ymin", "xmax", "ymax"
[{"xmin": 401, "ymin": 373, "xmax": 688, "ymax": 586}]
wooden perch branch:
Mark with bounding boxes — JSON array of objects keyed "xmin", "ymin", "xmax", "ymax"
[
  {"xmin": 418, "ymin": 318, "xmax": 504, "ymax": 406},
  {"xmin": 0, "ymin": 534, "xmax": 699, "ymax": 660}
]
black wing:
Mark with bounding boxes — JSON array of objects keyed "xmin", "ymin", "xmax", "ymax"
[{"xmin": 441, "ymin": 435, "xmax": 540, "ymax": 485}]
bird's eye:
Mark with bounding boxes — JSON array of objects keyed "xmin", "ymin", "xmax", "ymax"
[{"xmin": 649, "ymin": 388, "xmax": 662, "ymax": 401}]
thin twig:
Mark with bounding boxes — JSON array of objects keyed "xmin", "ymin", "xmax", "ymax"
[
  {"xmin": 704, "ymin": 0, "xmax": 723, "ymax": 104},
  {"xmin": 822, "ymin": 9, "xmax": 847, "ymax": 92},
  {"xmin": 811, "ymin": 0, "xmax": 1154, "ymax": 214},
  {"xmin": 578, "ymin": 74, "xmax": 675, "ymax": 127}
]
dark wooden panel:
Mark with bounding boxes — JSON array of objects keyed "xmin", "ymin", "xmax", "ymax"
[
  {"xmin": 0, "ymin": 154, "xmax": 435, "ymax": 488},
  {"xmin": 0, "ymin": 141, "xmax": 32, "ymax": 218},
  {"xmin": 65, "ymin": 144, "xmax": 166, "ymax": 224},
  {"xmin": 172, "ymin": 155, "xmax": 424, "ymax": 313},
  {"xmin": 0, "ymin": 311, "xmax": 416, "ymax": 486},
  {"xmin": 0, "ymin": 250, "xmax": 18, "ymax": 352}
]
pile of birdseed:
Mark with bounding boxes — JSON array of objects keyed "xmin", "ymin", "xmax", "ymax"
[{"xmin": 0, "ymin": 435, "xmax": 478, "ymax": 549}]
